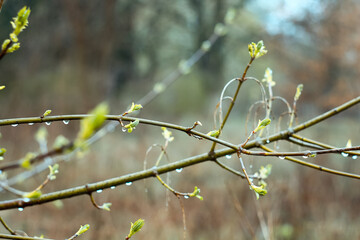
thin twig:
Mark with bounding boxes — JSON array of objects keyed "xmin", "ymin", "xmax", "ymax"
[
  {"xmin": 260, "ymin": 145, "xmax": 360, "ymax": 179},
  {"xmin": 0, "ymin": 217, "xmax": 15, "ymax": 235},
  {"xmin": 0, "ymin": 233, "xmax": 53, "ymax": 240}
]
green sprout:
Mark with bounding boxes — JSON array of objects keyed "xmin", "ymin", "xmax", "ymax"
[
  {"xmin": 0, "ymin": 148, "xmax": 6, "ymax": 161},
  {"xmin": 254, "ymin": 118, "xmax": 271, "ymax": 133},
  {"xmin": 21, "ymin": 152, "xmax": 35, "ymax": 169},
  {"xmin": 248, "ymin": 40, "xmax": 267, "ymax": 59},
  {"xmin": 48, "ymin": 164, "xmax": 59, "ymax": 181},
  {"xmin": 75, "ymin": 224, "xmax": 90, "ymax": 236},
  {"xmin": 207, "ymin": 130, "xmax": 220, "ymax": 138},
  {"xmin": 124, "ymin": 119, "xmax": 140, "ymax": 133},
  {"xmin": 188, "ymin": 186, "xmax": 203, "ymax": 200},
  {"xmin": 161, "ymin": 127, "xmax": 174, "ymax": 142},
  {"xmin": 1, "ymin": 6, "xmax": 31, "ymax": 54},
  {"xmin": 127, "ymin": 102, "xmax": 143, "ymax": 114},
  {"xmin": 127, "ymin": 219, "xmax": 145, "ymax": 239},
  {"xmin": 262, "ymin": 67, "xmax": 275, "ymax": 87},
  {"xmin": 42, "ymin": 110, "xmax": 52, "ymax": 118},
  {"xmin": 251, "ymin": 185, "xmax": 267, "ymax": 199},
  {"xmin": 294, "ymin": 84, "xmax": 304, "ymax": 101},
  {"xmin": 99, "ymin": 202, "xmax": 112, "ymax": 211},
  {"xmin": 22, "ymin": 189, "xmax": 42, "ymax": 199}
]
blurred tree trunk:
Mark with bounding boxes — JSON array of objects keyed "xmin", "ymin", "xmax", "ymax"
[{"xmin": 189, "ymin": 0, "xmax": 226, "ymax": 91}]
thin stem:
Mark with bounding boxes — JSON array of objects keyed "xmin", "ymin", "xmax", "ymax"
[
  {"xmin": 290, "ymin": 134, "xmax": 360, "ymax": 156},
  {"xmin": 210, "ymin": 57, "xmax": 255, "ymax": 153},
  {"xmin": 0, "ymin": 217, "xmax": 15, "ymax": 235},
  {"xmin": 0, "ymin": 233, "xmax": 53, "ymax": 240},
  {"xmin": 242, "ymin": 146, "xmax": 360, "ymax": 157},
  {"xmin": 260, "ymin": 145, "xmax": 360, "ymax": 179},
  {"xmin": 214, "ymin": 160, "xmax": 245, "ymax": 178},
  {"xmin": 88, "ymin": 192, "xmax": 101, "ymax": 209}
]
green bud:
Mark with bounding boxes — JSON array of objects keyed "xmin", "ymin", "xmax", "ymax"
[
  {"xmin": 48, "ymin": 164, "xmax": 59, "ymax": 180},
  {"xmin": 254, "ymin": 118, "xmax": 271, "ymax": 133},
  {"xmin": 189, "ymin": 186, "xmax": 203, "ymax": 201},
  {"xmin": 42, "ymin": 110, "xmax": 52, "ymax": 117},
  {"xmin": 251, "ymin": 185, "xmax": 267, "ymax": 199},
  {"xmin": 248, "ymin": 40, "xmax": 268, "ymax": 59},
  {"xmin": 161, "ymin": 127, "xmax": 174, "ymax": 142},
  {"xmin": 6, "ymin": 43, "xmax": 20, "ymax": 53},
  {"xmin": 128, "ymin": 102, "xmax": 143, "ymax": 113},
  {"xmin": 124, "ymin": 119, "xmax": 140, "ymax": 133},
  {"xmin": 153, "ymin": 83, "xmax": 165, "ymax": 93},
  {"xmin": 0, "ymin": 148, "xmax": 6, "ymax": 156},
  {"xmin": 53, "ymin": 135, "xmax": 70, "ymax": 149},
  {"xmin": 214, "ymin": 23, "xmax": 227, "ymax": 36},
  {"xmin": 201, "ymin": 40, "xmax": 212, "ymax": 52},
  {"xmin": 178, "ymin": 60, "xmax": 191, "ymax": 75},
  {"xmin": 262, "ymin": 68, "xmax": 275, "ymax": 87},
  {"xmin": 75, "ymin": 224, "xmax": 90, "ymax": 236},
  {"xmin": 207, "ymin": 130, "xmax": 220, "ymax": 138},
  {"xmin": 224, "ymin": 8, "xmax": 236, "ymax": 25},
  {"xmin": 127, "ymin": 219, "xmax": 145, "ymax": 238},
  {"xmin": 294, "ymin": 84, "xmax": 303, "ymax": 101},
  {"xmin": 9, "ymin": 33, "xmax": 18, "ymax": 42},
  {"xmin": 99, "ymin": 202, "xmax": 112, "ymax": 211},
  {"xmin": 35, "ymin": 127, "xmax": 48, "ymax": 144},
  {"xmin": 2, "ymin": 39, "xmax": 11, "ymax": 51},
  {"xmin": 258, "ymin": 164, "xmax": 272, "ymax": 179},
  {"xmin": 23, "ymin": 189, "xmax": 42, "ymax": 199},
  {"xmin": 21, "ymin": 152, "xmax": 35, "ymax": 169}
]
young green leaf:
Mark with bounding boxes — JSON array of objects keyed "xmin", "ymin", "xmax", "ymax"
[
  {"xmin": 207, "ymin": 130, "xmax": 220, "ymax": 138},
  {"xmin": 254, "ymin": 118, "xmax": 271, "ymax": 133},
  {"xmin": 294, "ymin": 84, "xmax": 304, "ymax": 101},
  {"xmin": 23, "ymin": 189, "xmax": 42, "ymax": 199},
  {"xmin": 161, "ymin": 127, "xmax": 174, "ymax": 142},
  {"xmin": 262, "ymin": 68, "xmax": 275, "ymax": 87},
  {"xmin": 127, "ymin": 219, "xmax": 145, "ymax": 239},
  {"xmin": 75, "ymin": 224, "xmax": 90, "ymax": 236},
  {"xmin": 99, "ymin": 202, "xmax": 112, "ymax": 211}
]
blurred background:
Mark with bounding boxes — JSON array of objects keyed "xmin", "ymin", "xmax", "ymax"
[{"xmin": 0, "ymin": 0, "xmax": 359, "ymax": 239}]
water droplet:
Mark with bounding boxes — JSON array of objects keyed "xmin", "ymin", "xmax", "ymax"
[
  {"xmin": 23, "ymin": 198, "xmax": 30, "ymax": 203},
  {"xmin": 184, "ymin": 195, "xmax": 189, "ymax": 199},
  {"xmin": 341, "ymin": 152, "xmax": 349, "ymax": 157},
  {"xmin": 18, "ymin": 208, "xmax": 24, "ymax": 212},
  {"xmin": 96, "ymin": 189, "xmax": 103, "ymax": 193},
  {"xmin": 28, "ymin": 123, "xmax": 34, "ymax": 126},
  {"xmin": 249, "ymin": 164, "xmax": 253, "ymax": 169},
  {"xmin": 125, "ymin": 182, "xmax": 132, "ymax": 186},
  {"xmin": 176, "ymin": 168, "xmax": 183, "ymax": 173},
  {"xmin": 225, "ymin": 155, "xmax": 232, "ymax": 159},
  {"xmin": 11, "ymin": 124, "xmax": 18, "ymax": 127},
  {"xmin": 122, "ymin": 127, "xmax": 127, "ymax": 132},
  {"xmin": 110, "ymin": 186, "xmax": 116, "ymax": 189},
  {"xmin": 276, "ymin": 146, "xmax": 280, "ymax": 150},
  {"xmin": 45, "ymin": 122, "xmax": 51, "ymax": 125},
  {"xmin": 63, "ymin": 120, "xmax": 70, "ymax": 125},
  {"xmin": 302, "ymin": 155, "xmax": 308, "ymax": 159},
  {"xmin": 279, "ymin": 156, "xmax": 285, "ymax": 159},
  {"xmin": 266, "ymin": 139, "xmax": 270, "ymax": 144},
  {"xmin": 352, "ymin": 155, "xmax": 358, "ymax": 160}
]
